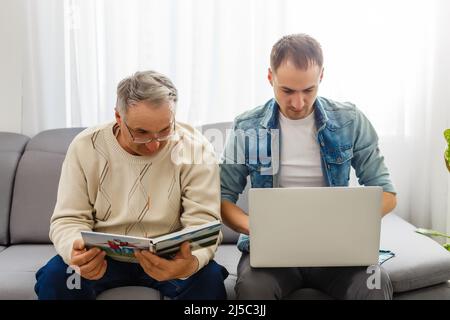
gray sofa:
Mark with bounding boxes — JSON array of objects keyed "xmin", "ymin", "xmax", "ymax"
[{"xmin": 1, "ymin": 122, "xmax": 450, "ymax": 300}]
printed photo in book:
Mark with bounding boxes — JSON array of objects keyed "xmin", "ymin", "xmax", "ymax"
[{"xmin": 81, "ymin": 220, "xmax": 221, "ymax": 263}]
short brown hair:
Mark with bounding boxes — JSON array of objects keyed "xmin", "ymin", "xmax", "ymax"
[{"xmin": 270, "ymin": 33, "xmax": 323, "ymax": 72}]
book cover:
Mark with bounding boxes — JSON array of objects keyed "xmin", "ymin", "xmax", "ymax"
[{"xmin": 81, "ymin": 220, "xmax": 221, "ymax": 263}]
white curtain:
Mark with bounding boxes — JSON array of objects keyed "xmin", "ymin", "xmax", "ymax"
[
  {"xmin": 22, "ymin": 0, "xmax": 450, "ymax": 233},
  {"xmin": 22, "ymin": 0, "xmax": 66, "ymax": 135}
]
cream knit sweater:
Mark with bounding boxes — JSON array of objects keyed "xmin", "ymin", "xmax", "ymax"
[{"xmin": 49, "ymin": 121, "xmax": 221, "ymax": 272}]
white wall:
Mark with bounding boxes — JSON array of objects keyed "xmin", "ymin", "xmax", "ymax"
[{"xmin": 0, "ymin": 0, "xmax": 24, "ymax": 133}]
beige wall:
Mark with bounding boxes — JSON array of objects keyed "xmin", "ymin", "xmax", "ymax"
[{"xmin": 0, "ymin": 0, "xmax": 24, "ymax": 133}]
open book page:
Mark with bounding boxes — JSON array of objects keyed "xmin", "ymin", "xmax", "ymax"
[
  {"xmin": 80, "ymin": 231, "xmax": 151, "ymax": 263},
  {"xmin": 152, "ymin": 220, "xmax": 222, "ymax": 257}
]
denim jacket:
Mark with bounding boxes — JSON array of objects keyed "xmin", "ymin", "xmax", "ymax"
[{"xmin": 219, "ymin": 97, "xmax": 396, "ymax": 252}]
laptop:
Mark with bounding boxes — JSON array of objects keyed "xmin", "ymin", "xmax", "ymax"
[{"xmin": 249, "ymin": 186, "xmax": 382, "ymax": 267}]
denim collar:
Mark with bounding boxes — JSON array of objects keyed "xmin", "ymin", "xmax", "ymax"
[
  {"xmin": 260, "ymin": 99, "xmax": 279, "ymax": 129},
  {"xmin": 260, "ymin": 97, "xmax": 328, "ymax": 131}
]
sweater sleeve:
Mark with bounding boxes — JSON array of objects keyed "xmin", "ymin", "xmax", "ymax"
[
  {"xmin": 179, "ymin": 136, "xmax": 222, "ymax": 272},
  {"xmin": 49, "ymin": 140, "xmax": 95, "ymax": 265}
]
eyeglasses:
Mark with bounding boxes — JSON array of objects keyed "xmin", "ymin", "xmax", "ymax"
[{"xmin": 123, "ymin": 119, "xmax": 176, "ymax": 144}]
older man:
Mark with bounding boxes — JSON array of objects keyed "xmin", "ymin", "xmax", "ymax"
[{"xmin": 35, "ymin": 70, "xmax": 228, "ymax": 300}]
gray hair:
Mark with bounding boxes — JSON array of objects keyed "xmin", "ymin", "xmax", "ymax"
[{"xmin": 116, "ymin": 70, "xmax": 178, "ymax": 116}]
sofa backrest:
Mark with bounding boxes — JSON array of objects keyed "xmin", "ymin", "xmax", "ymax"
[
  {"xmin": 0, "ymin": 133, "xmax": 29, "ymax": 245},
  {"xmin": 9, "ymin": 128, "xmax": 85, "ymax": 244}
]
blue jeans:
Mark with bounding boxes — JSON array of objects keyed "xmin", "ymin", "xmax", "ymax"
[{"xmin": 34, "ymin": 255, "xmax": 229, "ymax": 300}]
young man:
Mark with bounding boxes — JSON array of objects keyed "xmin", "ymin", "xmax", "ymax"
[
  {"xmin": 35, "ymin": 70, "xmax": 228, "ymax": 300},
  {"xmin": 220, "ymin": 34, "xmax": 397, "ymax": 300}
]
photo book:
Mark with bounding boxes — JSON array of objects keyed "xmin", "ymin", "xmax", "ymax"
[{"xmin": 81, "ymin": 220, "xmax": 221, "ymax": 263}]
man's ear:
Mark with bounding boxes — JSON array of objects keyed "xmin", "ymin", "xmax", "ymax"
[
  {"xmin": 268, "ymin": 68, "xmax": 274, "ymax": 86},
  {"xmin": 319, "ymin": 67, "xmax": 324, "ymax": 83},
  {"xmin": 115, "ymin": 109, "xmax": 122, "ymax": 124}
]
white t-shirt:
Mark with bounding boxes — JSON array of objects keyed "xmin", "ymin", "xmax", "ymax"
[{"xmin": 278, "ymin": 110, "xmax": 326, "ymax": 188}]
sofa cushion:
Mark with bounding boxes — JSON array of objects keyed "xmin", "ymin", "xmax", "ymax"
[
  {"xmin": 0, "ymin": 244, "xmax": 57, "ymax": 273},
  {"xmin": 0, "ymin": 133, "xmax": 29, "ymax": 245},
  {"xmin": 0, "ymin": 244, "xmax": 56, "ymax": 299},
  {"xmin": 380, "ymin": 214, "xmax": 450, "ymax": 292},
  {"xmin": 214, "ymin": 244, "xmax": 241, "ymax": 277},
  {"xmin": 9, "ymin": 128, "xmax": 85, "ymax": 244},
  {"xmin": 224, "ymin": 274, "xmax": 237, "ymax": 300},
  {"xmin": 393, "ymin": 281, "xmax": 450, "ymax": 300},
  {"xmin": 0, "ymin": 246, "xmax": 5, "ymax": 253},
  {"xmin": 197, "ymin": 121, "xmax": 232, "ymax": 160},
  {"xmin": 0, "ymin": 244, "xmax": 165, "ymax": 300},
  {"xmin": 212, "ymin": 244, "xmax": 241, "ymax": 299},
  {"xmin": 0, "ymin": 271, "xmax": 42, "ymax": 300},
  {"xmin": 96, "ymin": 286, "xmax": 161, "ymax": 300}
]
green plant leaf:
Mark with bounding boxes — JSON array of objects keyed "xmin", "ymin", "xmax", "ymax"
[
  {"xmin": 445, "ymin": 129, "xmax": 450, "ymax": 162},
  {"xmin": 444, "ymin": 243, "xmax": 450, "ymax": 251},
  {"xmin": 415, "ymin": 228, "xmax": 450, "ymax": 238},
  {"xmin": 445, "ymin": 129, "xmax": 450, "ymax": 143}
]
